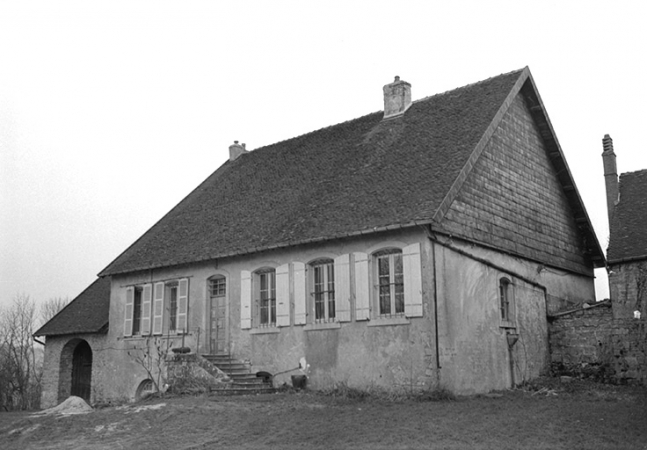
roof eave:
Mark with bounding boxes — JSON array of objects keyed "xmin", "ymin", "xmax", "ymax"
[{"xmin": 100, "ymin": 220, "xmax": 432, "ymax": 277}]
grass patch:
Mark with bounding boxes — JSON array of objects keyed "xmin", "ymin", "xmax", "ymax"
[{"xmin": 318, "ymin": 382, "xmax": 456, "ymax": 402}]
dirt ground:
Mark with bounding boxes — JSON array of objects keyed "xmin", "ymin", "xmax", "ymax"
[{"xmin": 1, "ymin": 379, "xmax": 646, "ymax": 450}]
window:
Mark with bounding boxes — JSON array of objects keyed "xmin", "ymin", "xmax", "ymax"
[
  {"xmin": 209, "ymin": 276, "xmax": 226, "ymax": 297},
  {"xmin": 311, "ymin": 259, "xmax": 335, "ymax": 322},
  {"xmin": 258, "ymin": 270, "xmax": 276, "ymax": 327},
  {"xmin": 132, "ymin": 287, "xmax": 143, "ymax": 335},
  {"xmin": 375, "ymin": 249, "xmax": 404, "ymax": 316},
  {"xmin": 167, "ymin": 283, "xmax": 178, "ymax": 332},
  {"xmin": 499, "ymin": 278, "xmax": 512, "ymax": 322}
]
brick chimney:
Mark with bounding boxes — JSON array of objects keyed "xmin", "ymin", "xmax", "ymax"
[
  {"xmin": 383, "ymin": 76, "xmax": 411, "ymax": 119},
  {"xmin": 602, "ymin": 134, "xmax": 618, "ymax": 226},
  {"xmin": 229, "ymin": 141, "xmax": 247, "ymax": 161}
]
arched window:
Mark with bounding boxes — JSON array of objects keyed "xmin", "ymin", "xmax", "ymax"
[
  {"xmin": 256, "ymin": 268, "xmax": 276, "ymax": 327},
  {"xmin": 499, "ymin": 278, "xmax": 512, "ymax": 321},
  {"xmin": 374, "ymin": 249, "xmax": 404, "ymax": 316},
  {"xmin": 310, "ymin": 258, "xmax": 335, "ymax": 323}
]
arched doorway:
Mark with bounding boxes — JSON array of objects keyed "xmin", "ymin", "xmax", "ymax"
[{"xmin": 71, "ymin": 341, "xmax": 92, "ymax": 401}]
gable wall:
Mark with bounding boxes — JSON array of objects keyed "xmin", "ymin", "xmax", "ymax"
[
  {"xmin": 441, "ymin": 93, "xmax": 592, "ymax": 276},
  {"xmin": 609, "ymin": 260, "xmax": 647, "ymax": 319}
]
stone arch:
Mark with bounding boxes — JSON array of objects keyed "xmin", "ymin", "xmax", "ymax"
[{"xmin": 58, "ymin": 338, "xmax": 93, "ymax": 403}]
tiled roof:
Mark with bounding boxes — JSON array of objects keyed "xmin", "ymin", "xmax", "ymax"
[
  {"xmin": 608, "ymin": 169, "xmax": 647, "ymax": 263},
  {"xmin": 34, "ymin": 277, "xmax": 110, "ymax": 337},
  {"xmin": 100, "ymin": 69, "xmax": 524, "ymax": 276},
  {"xmin": 99, "ymin": 67, "xmax": 602, "ymax": 276}
]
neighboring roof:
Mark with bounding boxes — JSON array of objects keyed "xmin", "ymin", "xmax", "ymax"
[
  {"xmin": 34, "ymin": 277, "xmax": 110, "ymax": 337},
  {"xmin": 100, "ymin": 67, "xmax": 604, "ymax": 276},
  {"xmin": 607, "ymin": 169, "xmax": 647, "ymax": 263}
]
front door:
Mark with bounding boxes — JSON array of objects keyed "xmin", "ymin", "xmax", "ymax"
[
  {"xmin": 71, "ymin": 341, "xmax": 92, "ymax": 401},
  {"xmin": 210, "ymin": 290, "xmax": 228, "ymax": 354}
]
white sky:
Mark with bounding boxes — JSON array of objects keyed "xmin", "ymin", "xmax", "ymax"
[{"xmin": 1, "ymin": 1, "xmax": 646, "ymax": 307}]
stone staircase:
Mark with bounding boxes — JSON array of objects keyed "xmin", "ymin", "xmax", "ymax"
[{"xmin": 202, "ymin": 354, "xmax": 276, "ymax": 395}]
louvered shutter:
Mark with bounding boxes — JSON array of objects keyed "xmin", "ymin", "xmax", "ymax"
[
  {"xmin": 141, "ymin": 284, "xmax": 152, "ymax": 335},
  {"xmin": 124, "ymin": 286, "xmax": 134, "ymax": 337},
  {"xmin": 240, "ymin": 270, "xmax": 252, "ymax": 329},
  {"xmin": 403, "ymin": 243, "xmax": 423, "ymax": 317},
  {"xmin": 152, "ymin": 282, "xmax": 165, "ymax": 335},
  {"xmin": 177, "ymin": 278, "xmax": 189, "ymax": 333},
  {"xmin": 354, "ymin": 252, "xmax": 370, "ymax": 321},
  {"xmin": 334, "ymin": 254, "xmax": 351, "ymax": 322},
  {"xmin": 276, "ymin": 264, "xmax": 290, "ymax": 327},
  {"xmin": 293, "ymin": 262, "xmax": 307, "ymax": 325}
]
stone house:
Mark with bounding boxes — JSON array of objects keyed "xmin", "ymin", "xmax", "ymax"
[
  {"xmin": 35, "ymin": 67, "xmax": 605, "ymax": 407},
  {"xmin": 547, "ymin": 136, "xmax": 646, "ymax": 384},
  {"xmin": 602, "ymin": 134, "xmax": 647, "ymax": 320}
]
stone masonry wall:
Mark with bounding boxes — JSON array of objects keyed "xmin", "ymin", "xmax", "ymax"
[
  {"xmin": 549, "ymin": 302, "xmax": 646, "ymax": 384},
  {"xmin": 608, "ymin": 260, "xmax": 647, "ymax": 320}
]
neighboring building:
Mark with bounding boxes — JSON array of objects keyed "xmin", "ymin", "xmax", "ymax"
[
  {"xmin": 602, "ymin": 135, "xmax": 647, "ymax": 319},
  {"xmin": 36, "ymin": 67, "xmax": 605, "ymax": 407}
]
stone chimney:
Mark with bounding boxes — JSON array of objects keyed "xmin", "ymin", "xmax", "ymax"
[
  {"xmin": 602, "ymin": 134, "xmax": 619, "ymax": 226},
  {"xmin": 383, "ymin": 76, "xmax": 411, "ymax": 119},
  {"xmin": 229, "ymin": 141, "xmax": 247, "ymax": 161}
]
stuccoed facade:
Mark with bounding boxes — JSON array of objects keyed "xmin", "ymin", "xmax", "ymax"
[{"xmin": 36, "ymin": 67, "xmax": 605, "ymax": 406}]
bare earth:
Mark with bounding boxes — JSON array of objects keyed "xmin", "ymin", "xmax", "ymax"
[{"xmin": 1, "ymin": 380, "xmax": 646, "ymax": 450}]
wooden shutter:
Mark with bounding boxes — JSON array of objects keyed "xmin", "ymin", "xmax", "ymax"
[
  {"xmin": 141, "ymin": 284, "xmax": 152, "ymax": 335},
  {"xmin": 177, "ymin": 278, "xmax": 189, "ymax": 333},
  {"xmin": 276, "ymin": 264, "xmax": 290, "ymax": 327},
  {"xmin": 124, "ymin": 286, "xmax": 134, "ymax": 337},
  {"xmin": 293, "ymin": 262, "xmax": 307, "ymax": 325},
  {"xmin": 152, "ymin": 282, "xmax": 165, "ymax": 335},
  {"xmin": 403, "ymin": 243, "xmax": 423, "ymax": 317},
  {"xmin": 354, "ymin": 252, "xmax": 370, "ymax": 321},
  {"xmin": 334, "ymin": 254, "xmax": 351, "ymax": 322},
  {"xmin": 240, "ymin": 270, "xmax": 252, "ymax": 329}
]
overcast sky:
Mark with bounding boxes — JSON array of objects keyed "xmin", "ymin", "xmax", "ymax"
[{"xmin": 1, "ymin": 1, "xmax": 645, "ymax": 307}]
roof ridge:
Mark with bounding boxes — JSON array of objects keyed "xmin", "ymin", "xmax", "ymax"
[
  {"xmin": 412, "ymin": 67, "xmax": 527, "ymax": 106},
  {"xmin": 237, "ymin": 68, "xmax": 527, "ymax": 157},
  {"xmin": 621, "ymin": 168, "xmax": 647, "ymax": 177}
]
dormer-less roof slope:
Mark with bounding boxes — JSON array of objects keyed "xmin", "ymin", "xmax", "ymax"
[
  {"xmin": 100, "ymin": 68, "xmax": 604, "ymax": 277},
  {"xmin": 34, "ymin": 277, "xmax": 110, "ymax": 337},
  {"xmin": 608, "ymin": 169, "xmax": 647, "ymax": 263}
]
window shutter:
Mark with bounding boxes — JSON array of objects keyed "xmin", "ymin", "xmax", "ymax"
[
  {"xmin": 141, "ymin": 284, "xmax": 152, "ymax": 335},
  {"xmin": 354, "ymin": 252, "xmax": 370, "ymax": 321},
  {"xmin": 276, "ymin": 264, "xmax": 290, "ymax": 327},
  {"xmin": 152, "ymin": 282, "xmax": 165, "ymax": 335},
  {"xmin": 124, "ymin": 286, "xmax": 134, "ymax": 337},
  {"xmin": 177, "ymin": 278, "xmax": 189, "ymax": 333},
  {"xmin": 334, "ymin": 254, "xmax": 351, "ymax": 322},
  {"xmin": 403, "ymin": 242, "xmax": 423, "ymax": 317},
  {"xmin": 240, "ymin": 270, "xmax": 252, "ymax": 329},
  {"xmin": 293, "ymin": 262, "xmax": 307, "ymax": 325}
]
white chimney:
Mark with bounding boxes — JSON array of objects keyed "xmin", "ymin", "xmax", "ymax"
[
  {"xmin": 229, "ymin": 141, "xmax": 247, "ymax": 161},
  {"xmin": 383, "ymin": 76, "xmax": 412, "ymax": 119}
]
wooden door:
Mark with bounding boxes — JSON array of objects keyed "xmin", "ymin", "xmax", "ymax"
[
  {"xmin": 71, "ymin": 341, "xmax": 92, "ymax": 401},
  {"xmin": 210, "ymin": 295, "xmax": 228, "ymax": 354}
]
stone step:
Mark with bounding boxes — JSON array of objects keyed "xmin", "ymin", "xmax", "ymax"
[{"xmin": 209, "ymin": 387, "xmax": 277, "ymax": 396}]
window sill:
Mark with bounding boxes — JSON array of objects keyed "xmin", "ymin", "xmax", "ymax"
[
  {"xmin": 367, "ymin": 317, "xmax": 410, "ymax": 327},
  {"xmin": 499, "ymin": 321, "xmax": 516, "ymax": 329},
  {"xmin": 250, "ymin": 327, "xmax": 281, "ymax": 335},
  {"xmin": 304, "ymin": 322, "xmax": 341, "ymax": 331}
]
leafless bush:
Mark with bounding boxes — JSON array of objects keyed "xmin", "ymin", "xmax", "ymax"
[{"xmin": 0, "ymin": 294, "xmax": 40, "ymax": 410}]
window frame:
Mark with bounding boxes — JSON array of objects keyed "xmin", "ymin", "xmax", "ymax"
[
  {"xmin": 499, "ymin": 277, "xmax": 515, "ymax": 326},
  {"xmin": 374, "ymin": 248, "xmax": 405, "ymax": 318},
  {"xmin": 256, "ymin": 268, "xmax": 277, "ymax": 327},
  {"xmin": 132, "ymin": 286, "xmax": 143, "ymax": 335},
  {"xmin": 167, "ymin": 282, "xmax": 179, "ymax": 333},
  {"xmin": 310, "ymin": 258, "xmax": 336, "ymax": 323}
]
